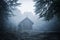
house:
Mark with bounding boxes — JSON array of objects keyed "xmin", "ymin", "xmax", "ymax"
[{"xmin": 18, "ymin": 17, "xmax": 34, "ymax": 32}]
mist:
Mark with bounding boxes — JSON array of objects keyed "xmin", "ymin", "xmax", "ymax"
[{"xmin": 0, "ymin": 0, "xmax": 60, "ymax": 40}]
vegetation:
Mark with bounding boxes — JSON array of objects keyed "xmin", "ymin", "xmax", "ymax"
[
  {"xmin": 0, "ymin": 0, "xmax": 21, "ymax": 31},
  {"xmin": 34, "ymin": 0, "xmax": 60, "ymax": 20}
]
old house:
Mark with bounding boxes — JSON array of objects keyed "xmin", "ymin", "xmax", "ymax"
[{"xmin": 18, "ymin": 17, "xmax": 34, "ymax": 32}]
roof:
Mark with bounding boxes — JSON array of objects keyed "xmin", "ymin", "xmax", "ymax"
[{"xmin": 19, "ymin": 17, "xmax": 34, "ymax": 25}]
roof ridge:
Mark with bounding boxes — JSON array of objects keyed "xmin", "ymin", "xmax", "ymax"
[{"xmin": 20, "ymin": 17, "xmax": 34, "ymax": 24}]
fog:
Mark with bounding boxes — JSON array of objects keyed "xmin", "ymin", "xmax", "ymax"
[{"xmin": 6, "ymin": 0, "xmax": 60, "ymax": 34}]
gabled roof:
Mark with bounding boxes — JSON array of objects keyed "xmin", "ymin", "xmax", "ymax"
[{"xmin": 20, "ymin": 17, "xmax": 34, "ymax": 25}]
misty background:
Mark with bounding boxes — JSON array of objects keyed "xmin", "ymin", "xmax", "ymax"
[
  {"xmin": 0, "ymin": 0, "xmax": 60, "ymax": 40},
  {"xmin": 6, "ymin": 0, "xmax": 60, "ymax": 33}
]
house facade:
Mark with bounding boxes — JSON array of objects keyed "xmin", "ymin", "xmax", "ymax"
[{"xmin": 18, "ymin": 17, "xmax": 34, "ymax": 32}]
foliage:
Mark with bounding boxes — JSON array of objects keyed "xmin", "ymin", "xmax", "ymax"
[
  {"xmin": 34, "ymin": 0, "xmax": 60, "ymax": 20},
  {"xmin": 0, "ymin": 0, "xmax": 21, "ymax": 31}
]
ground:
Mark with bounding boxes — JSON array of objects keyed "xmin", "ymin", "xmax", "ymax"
[{"xmin": 0, "ymin": 31, "xmax": 60, "ymax": 40}]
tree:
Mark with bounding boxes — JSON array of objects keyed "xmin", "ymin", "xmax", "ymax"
[
  {"xmin": 34, "ymin": 0, "xmax": 60, "ymax": 20},
  {"xmin": 0, "ymin": 0, "xmax": 21, "ymax": 31}
]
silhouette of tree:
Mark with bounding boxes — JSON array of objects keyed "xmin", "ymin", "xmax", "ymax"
[
  {"xmin": 0, "ymin": 0, "xmax": 21, "ymax": 31},
  {"xmin": 34, "ymin": 0, "xmax": 60, "ymax": 20}
]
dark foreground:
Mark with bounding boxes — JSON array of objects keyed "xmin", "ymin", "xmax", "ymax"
[{"xmin": 0, "ymin": 31, "xmax": 60, "ymax": 40}]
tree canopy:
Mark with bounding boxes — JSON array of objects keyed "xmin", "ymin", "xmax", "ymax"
[
  {"xmin": 0, "ymin": 0, "xmax": 21, "ymax": 31},
  {"xmin": 34, "ymin": 0, "xmax": 60, "ymax": 20}
]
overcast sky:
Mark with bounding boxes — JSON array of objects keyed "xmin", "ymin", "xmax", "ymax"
[{"xmin": 17, "ymin": 0, "xmax": 35, "ymax": 15}]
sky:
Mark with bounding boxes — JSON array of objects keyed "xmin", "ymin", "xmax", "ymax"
[{"xmin": 17, "ymin": 0, "xmax": 35, "ymax": 15}]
